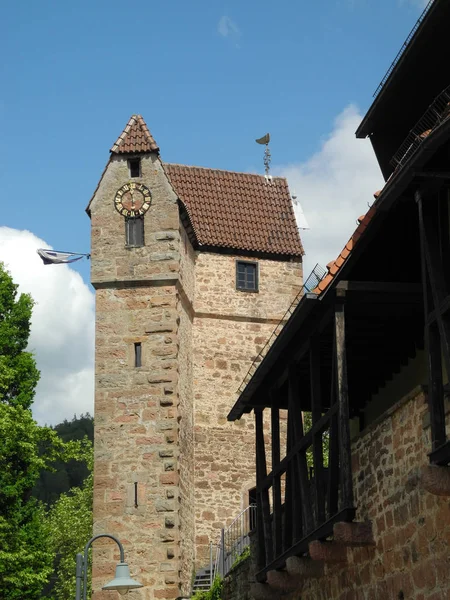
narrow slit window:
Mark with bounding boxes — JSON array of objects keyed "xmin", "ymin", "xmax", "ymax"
[
  {"xmin": 134, "ymin": 342, "xmax": 142, "ymax": 367},
  {"xmin": 128, "ymin": 158, "xmax": 141, "ymax": 178},
  {"xmin": 125, "ymin": 217, "xmax": 144, "ymax": 247},
  {"xmin": 236, "ymin": 260, "xmax": 258, "ymax": 292}
]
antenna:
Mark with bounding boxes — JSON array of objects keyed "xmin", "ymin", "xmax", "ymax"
[{"xmin": 255, "ymin": 133, "xmax": 271, "ymax": 180}]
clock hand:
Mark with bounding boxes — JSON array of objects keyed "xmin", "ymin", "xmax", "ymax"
[{"xmin": 130, "ymin": 188, "xmax": 135, "ymax": 209}]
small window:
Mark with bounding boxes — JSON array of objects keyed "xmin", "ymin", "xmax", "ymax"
[
  {"xmin": 126, "ymin": 217, "xmax": 144, "ymax": 247},
  {"xmin": 128, "ymin": 158, "xmax": 141, "ymax": 178},
  {"xmin": 134, "ymin": 343, "xmax": 142, "ymax": 367},
  {"xmin": 236, "ymin": 260, "xmax": 258, "ymax": 292}
]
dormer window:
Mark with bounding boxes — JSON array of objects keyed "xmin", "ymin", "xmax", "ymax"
[{"xmin": 128, "ymin": 158, "xmax": 141, "ymax": 178}]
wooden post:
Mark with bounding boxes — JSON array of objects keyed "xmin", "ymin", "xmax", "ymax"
[
  {"xmin": 288, "ymin": 364, "xmax": 314, "ymax": 535},
  {"xmin": 335, "ymin": 293, "xmax": 354, "ymax": 509},
  {"xmin": 255, "ymin": 408, "xmax": 273, "ymax": 566},
  {"xmin": 416, "ymin": 191, "xmax": 447, "ymax": 451},
  {"xmin": 283, "ymin": 409, "xmax": 294, "ymax": 551},
  {"xmin": 255, "ymin": 408, "xmax": 266, "ymax": 569},
  {"xmin": 271, "ymin": 402, "xmax": 283, "ymax": 557},
  {"xmin": 310, "ymin": 334, "xmax": 325, "ymax": 526}
]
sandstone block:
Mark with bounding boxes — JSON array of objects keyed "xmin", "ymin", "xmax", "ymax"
[
  {"xmin": 156, "ymin": 499, "xmax": 175, "ymax": 512},
  {"xmin": 420, "ymin": 465, "xmax": 450, "ymax": 496},
  {"xmin": 250, "ymin": 582, "xmax": 282, "ymax": 600},
  {"xmin": 333, "ymin": 521, "xmax": 375, "ymax": 546},
  {"xmin": 266, "ymin": 569, "xmax": 302, "ymax": 592},
  {"xmin": 286, "ymin": 555, "xmax": 324, "ymax": 578},
  {"xmin": 309, "ymin": 540, "xmax": 347, "ymax": 563}
]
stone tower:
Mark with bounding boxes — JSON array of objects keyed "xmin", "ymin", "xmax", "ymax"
[{"xmin": 87, "ymin": 115, "xmax": 303, "ymax": 599}]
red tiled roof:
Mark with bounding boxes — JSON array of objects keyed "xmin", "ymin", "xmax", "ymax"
[
  {"xmin": 314, "ymin": 203, "xmax": 377, "ymax": 294},
  {"xmin": 164, "ymin": 164, "xmax": 304, "ymax": 256},
  {"xmin": 110, "ymin": 115, "xmax": 159, "ymax": 154}
]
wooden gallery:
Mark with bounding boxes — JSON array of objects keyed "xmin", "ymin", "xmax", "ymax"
[{"xmin": 227, "ymin": 1, "xmax": 450, "ymax": 598}]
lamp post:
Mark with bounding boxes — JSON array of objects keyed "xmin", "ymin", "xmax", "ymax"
[{"xmin": 75, "ymin": 533, "xmax": 143, "ymax": 599}]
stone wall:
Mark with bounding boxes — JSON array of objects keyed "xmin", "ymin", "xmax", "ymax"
[
  {"xmin": 90, "ymin": 151, "xmax": 183, "ymax": 599},
  {"xmin": 93, "ymin": 284, "xmax": 181, "ymax": 600},
  {"xmin": 177, "ymin": 222, "xmax": 196, "ymax": 596},
  {"xmin": 192, "ymin": 253, "xmax": 302, "ymax": 566},
  {"xmin": 288, "ymin": 386, "xmax": 450, "ymax": 600}
]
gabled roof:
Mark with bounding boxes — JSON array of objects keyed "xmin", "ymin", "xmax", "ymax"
[
  {"xmin": 110, "ymin": 115, "xmax": 159, "ymax": 154},
  {"xmin": 164, "ymin": 163, "xmax": 304, "ymax": 257}
]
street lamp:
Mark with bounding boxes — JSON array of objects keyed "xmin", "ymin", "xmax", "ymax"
[{"xmin": 75, "ymin": 533, "xmax": 143, "ymax": 599}]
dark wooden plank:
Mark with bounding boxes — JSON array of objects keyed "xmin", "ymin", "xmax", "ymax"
[
  {"xmin": 417, "ymin": 191, "xmax": 448, "ymax": 454},
  {"xmin": 283, "ymin": 419, "xmax": 293, "ymax": 551},
  {"xmin": 310, "ymin": 334, "xmax": 325, "ymax": 526},
  {"xmin": 335, "ymin": 299, "xmax": 354, "ymax": 509},
  {"xmin": 255, "ymin": 409, "xmax": 266, "ymax": 569},
  {"xmin": 271, "ymin": 405, "xmax": 283, "ymax": 557},
  {"xmin": 288, "ymin": 366, "xmax": 314, "ymax": 534},
  {"xmin": 428, "ymin": 439, "xmax": 450, "ymax": 466},
  {"xmin": 327, "ymin": 409, "xmax": 339, "ymax": 518},
  {"xmin": 418, "ymin": 192, "xmax": 450, "ymax": 378},
  {"xmin": 256, "ymin": 408, "xmax": 273, "ymax": 566},
  {"xmin": 337, "ymin": 280, "xmax": 422, "ymax": 294}
]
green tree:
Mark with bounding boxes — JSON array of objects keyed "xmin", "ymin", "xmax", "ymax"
[
  {"xmin": 0, "ymin": 263, "xmax": 90, "ymax": 599},
  {"xmin": 0, "ymin": 264, "xmax": 39, "ymax": 410},
  {"xmin": 45, "ymin": 441, "xmax": 93, "ymax": 600}
]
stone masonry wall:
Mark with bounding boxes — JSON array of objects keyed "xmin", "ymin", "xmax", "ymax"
[
  {"xmin": 90, "ymin": 152, "xmax": 184, "ymax": 600},
  {"xmin": 290, "ymin": 387, "xmax": 450, "ymax": 600},
  {"xmin": 177, "ymin": 223, "xmax": 196, "ymax": 596},
  {"xmin": 192, "ymin": 253, "xmax": 302, "ymax": 566}
]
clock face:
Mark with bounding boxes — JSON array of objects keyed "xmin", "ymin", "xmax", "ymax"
[{"xmin": 114, "ymin": 182, "xmax": 152, "ymax": 217}]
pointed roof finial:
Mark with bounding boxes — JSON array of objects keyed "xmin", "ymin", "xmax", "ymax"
[{"xmin": 111, "ymin": 115, "xmax": 159, "ymax": 155}]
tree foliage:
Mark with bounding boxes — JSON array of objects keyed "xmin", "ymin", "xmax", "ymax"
[
  {"xmin": 33, "ymin": 413, "xmax": 94, "ymax": 506},
  {"xmin": 0, "ymin": 263, "xmax": 93, "ymax": 599},
  {"xmin": 44, "ymin": 441, "xmax": 93, "ymax": 600},
  {"xmin": 0, "ymin": 264, "xmax": 39, "ymax": 410}
]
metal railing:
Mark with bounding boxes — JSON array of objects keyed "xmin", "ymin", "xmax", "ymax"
[
  {"xmin": 213, "ymin": 504, "xmax": 256, "ymax": 581},
  {"xmin": 237, "ymin": 264, "xmax": 326, "ymax": 397},
  {"xmin": 373, "ymin": 0, "xmax": 434, "ymax": 98},
  {"xmin": 390, "ymin": 83, "xmax": 450, "ymax": 169}
]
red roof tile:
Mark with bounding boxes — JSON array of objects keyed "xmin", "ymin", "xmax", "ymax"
[
  {"xmin": 314, "ymin": 204, "xmax": 377, "ymax": 294},
  {"xmin": 110, "ymin": 115, "xmax": 159, "ymax": 154},
  {"xmin": 164, "ymin": 164, "xmax": 304, "ymax": 256}
]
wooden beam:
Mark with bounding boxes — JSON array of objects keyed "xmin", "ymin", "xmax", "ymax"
[
  {"xmin": 310, "ymin": 334, "xmax": 325, "ymax": 526},
  {"xmin": 337, "ymin": 281, "xmax": 422, "ymax": 294},
  {"xmin": 271, "ymin": 403, "xmax": 282, "ymax": 557},
  {"xmin": 288, "ymin": 365, "xmax": 314, "ymax": 535},
  {"xmin": 417, "ymin": 191, "xmax": 448, "ymax": 455},
  {"xmin": 256, "ymin": 408, "xmax": 273, "ymax": 566},
  {"xmin": 334, "ymin": 298, "xmax": 354, "ymax": 509}
]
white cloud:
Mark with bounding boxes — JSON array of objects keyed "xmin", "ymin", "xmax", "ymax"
[
  {"xmin": 0, "ymin": 228, "xmax": 94, "ymax": 425},
  {"xmin": 275, "ymin": 105, "xmax": 384, "ymax": 279},
  {"xmin": 218, "ymin": 15, "xmax": 241, "ymax": 43}
]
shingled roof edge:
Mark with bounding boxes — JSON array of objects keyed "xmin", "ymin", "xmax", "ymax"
[{"xmin": 110, "ymin": 114, "xmax": 160, "ymax": 154}]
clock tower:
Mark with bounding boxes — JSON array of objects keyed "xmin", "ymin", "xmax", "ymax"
[{"xmin": 87, "ymin": 115, "xmax": 303, "ymax": 598}]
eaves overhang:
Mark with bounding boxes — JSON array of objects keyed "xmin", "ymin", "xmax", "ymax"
[
  {"xmin": 356, "ymin": 0, "xmax": 441, "ymax": 140},
  {"xmin": 227, "ymin": 116, "xmax": 450, "ymax": 422}
]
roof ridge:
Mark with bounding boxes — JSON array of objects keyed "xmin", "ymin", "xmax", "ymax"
[
  {"xmin": 111, "ymin": 114, "xmax": 159, "ymax": 154},
  {"xmin": 164, "ymin": 162, "xmax": 287, "ymax": 180}
]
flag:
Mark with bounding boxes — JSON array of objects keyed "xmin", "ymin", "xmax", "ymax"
[{"xmin": 37, "ymin": 249, "xmax": 90, "ymax": 265}]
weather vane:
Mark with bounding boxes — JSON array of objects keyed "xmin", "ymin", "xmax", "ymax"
[{"xmin": 255, "ymin": 133, "xmax": 271, "ymax": 180}]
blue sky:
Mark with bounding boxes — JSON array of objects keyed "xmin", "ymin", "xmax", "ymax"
[{"xmin": 0, "ymin": 0, "xmax": 429, "ymax": 422}]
